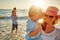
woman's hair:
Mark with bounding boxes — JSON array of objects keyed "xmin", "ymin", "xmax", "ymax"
[
  {"xmin": 13, "ymin": 7, "xmax": 16, "ymax": 10},
  {"xmin": 12, "ymin": 7, "xmax": 16, "ymax": 16},
  {"xmin": 52, "ymin": 16, "xmax": 58, "ymax": 25},
  {"xmin": 41, "ymin": 22, "xmax": 47, "ymax": 31}
]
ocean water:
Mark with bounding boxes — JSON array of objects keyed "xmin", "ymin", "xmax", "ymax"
[
  {"xmin": 0, "ymin": 9, "xmax": 60, "ymax": 40},
  {"xmin": 0, "ymin": 9, "xmax": 28, "ymax": 17},
  {"xmin": 0, "ymin": 9, "xmax": 28, "ymax": 40}
]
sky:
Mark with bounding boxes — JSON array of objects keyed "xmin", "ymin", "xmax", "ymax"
[{"xmin": 0, "ymin": 0, "xmax": 60, "ymax": 9}]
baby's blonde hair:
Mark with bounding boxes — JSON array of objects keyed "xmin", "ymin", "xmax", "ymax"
[{"xmin": 28, "ymin": 6, "xmax": 42, "ymax": 18}]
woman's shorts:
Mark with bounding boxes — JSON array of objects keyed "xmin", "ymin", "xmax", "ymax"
[{"xmin": 12, "ymin": 24, "xmax": 18, "ymax": 30}]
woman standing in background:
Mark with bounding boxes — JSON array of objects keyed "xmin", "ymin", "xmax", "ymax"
[{"xmin": 11, "ymin": 7, "xmax": 18, "ymax": 34}]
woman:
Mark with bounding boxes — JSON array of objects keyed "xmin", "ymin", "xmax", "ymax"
[
  {"xmin": 41, "ymin": 6, "xmax": 60, "ymax": 40},
  {"xmin": 11, "ymin": 7, "xmax": 18, "ymax": 34}
]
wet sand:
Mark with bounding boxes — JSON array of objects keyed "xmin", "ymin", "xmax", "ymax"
[{"xmin": 0, "ymin": 20, "xmax": 27, "ymax": 40}]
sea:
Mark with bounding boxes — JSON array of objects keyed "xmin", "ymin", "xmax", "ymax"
[{"xmin": 0, "ymin": 9, "xmax": 28, "ymax": 40}]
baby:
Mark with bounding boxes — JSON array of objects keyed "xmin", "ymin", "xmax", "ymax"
[{"xmin": 26, "ymin": 6, "xmax": 42, "ymax": 40}]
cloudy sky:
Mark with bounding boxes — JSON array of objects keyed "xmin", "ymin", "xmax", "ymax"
[{"xmin": 0, "ymin": 0, "xmax": 60, "ymax": 9}]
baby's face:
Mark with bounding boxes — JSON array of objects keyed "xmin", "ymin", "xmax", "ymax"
[{"xmin": 31, "ymin": 14, "xmax": 40, "ymax": 21}]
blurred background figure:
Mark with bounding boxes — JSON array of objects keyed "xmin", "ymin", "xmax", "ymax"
[{"xmin": 11, "ymin": 7, "xmax": 18, "ymax": 34}]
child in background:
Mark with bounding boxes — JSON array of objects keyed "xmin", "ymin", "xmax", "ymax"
[{"xmin": 26, "ymin": 6, "xmax": 42, "ymax": 40}]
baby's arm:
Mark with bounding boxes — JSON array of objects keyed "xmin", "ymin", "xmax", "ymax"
[
  {"xmin": 29, "ymin": 23, "xmax": 42, "ymax": 37},
  {"xmin": 26, "ymin": 21, "xmax": 42, "ymax": 40}
]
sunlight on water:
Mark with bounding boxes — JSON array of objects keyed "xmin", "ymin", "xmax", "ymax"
[
  {"xmin": 0, "ymin": 19, "xmax": 27, "ymax": 40},
  {"xmin": 0, "ymin": 9, "xmax": 28, "ymax": 40}
]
